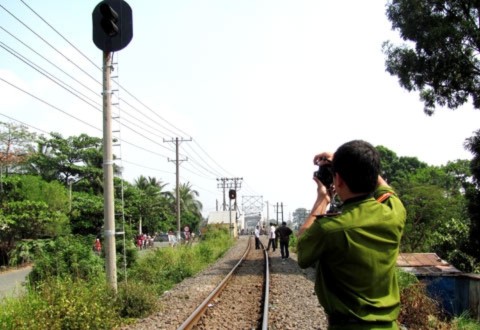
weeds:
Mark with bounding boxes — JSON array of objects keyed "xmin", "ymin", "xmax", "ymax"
[{"xmin": 0, "ymin": 226, "xmax": 233, "ymax": 329}]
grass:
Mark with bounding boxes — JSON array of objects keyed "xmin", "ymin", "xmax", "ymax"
[{"xmin": 0, "ymin": 226, "xmax": 234, "ymax": 330}]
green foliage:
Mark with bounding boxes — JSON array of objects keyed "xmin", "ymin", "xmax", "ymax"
[
  {"xmin": 396, "ymin": 268, "xmax": 418, "ymax": 290},
  {"xmin": 0, "ymin": 122, "xmax": 37, "ymax": 178},
  {"xmin": 289, "ymin": 233, "xmax": 298, "ymax": 253},
  {"xmin": 28, "ymin": 133, "xmax": 104, "ymax": 192},
  {"xmin": 0, "ymin": 277, "xmax": 121, "ymax": 330},
  {"xmin": 27, "ymin": 235, "xmax": 104, "ymax": 286},
  {"xmin": 1, "ymin": 175, "xmax": 69, "ymax": 210},
  {"xmin": 116, "ymin": 233, "xmax": 138, "ymax": 281},
  {"xmin": 69, "ymin": 191, "xmax": 104, "ymax": 235},
  {"xmin": 0, "ymin": 226, "xmax": 234, "ymax": 328},
  {"xmin": 127, "ymin": 175, "xmax": 175, "ymax": 235},
  {"xmin": 383, "ymin": 0, "xmax": 480, "ymax": 114},
  {"xmin": 0, "ymin": 200, "xmax": 69, "ymax": 241},
  {"xmin": 178, "ymin": 182, "xmax": 203, "ymax": 225},
  {"xmin": 383, "ymin": 0, "xmax": 480, "ymax": 270},
  {"xmin": 128, "ymin": 226, "xmax": 233, "ymax": 294},
  {"xmin": 376, "ymin": 145, "xmax": 428, "ymax": 184},
  {"xmin": 115, "ymin": 281, "xmax": 158, "ymax": 318},
  {"xmin": 8, "ymin": 240, "xmax": 44, "ymax": 266},
  {"xmin": 401, "ymin": 184, "xmax": 450, "ymax": 252},
  {"xmin": 464, "ymin": 131, "xmax": 480, "ymax": 266},
  {"xmin": 452, "ymin": 312, "xmax": 480, "ymax": 330},
  {"xmin": 0, "ymin": 175, "xmax": 71, "ymax": 266}
]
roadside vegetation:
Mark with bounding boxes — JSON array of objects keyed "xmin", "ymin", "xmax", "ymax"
[
  {"xmin": 2, "ymin": 100, "xmax": 480, "ymax": 328},
  {"xmin": 0, "ymin": 226, "xmax": 233, "ymax": 329}
]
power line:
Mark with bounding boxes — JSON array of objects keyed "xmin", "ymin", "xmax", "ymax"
[
  {"xmin": 0, "ymin": 76, "xmax": 100, "ymax": 132},
  {"xmin": 1, "ymin": 2, "xmax": 260, "ymax": 204},
  {"xmin": 19, "ymin": 0, "xmax": 101, "ymax": 71},
  {"xmin": 0, "ymin": 2, "xmax": 101, "ymax": 86}
]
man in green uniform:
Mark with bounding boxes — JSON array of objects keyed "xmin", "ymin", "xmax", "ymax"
[{"xmin": 297, "ymin": 140, "xmax": 406, "ymax": 329}]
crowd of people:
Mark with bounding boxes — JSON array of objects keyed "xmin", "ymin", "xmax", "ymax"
[{"xmin": 136, "ymin": 233, "xmax": 155, "ymax": 249}]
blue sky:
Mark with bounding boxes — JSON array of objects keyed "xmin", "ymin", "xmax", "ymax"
[{"xmin": 1, "ymin": 0, "xmax": 480, "ymax": 219}]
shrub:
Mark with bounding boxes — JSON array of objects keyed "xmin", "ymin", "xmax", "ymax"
[
  {"xmin": 397, "ymin": 268, "xmax": 418, "ymax": 289},
  {"xmin": 128, "ymin": 226, "xmax": 234, "ymax": 295},
  {"xmin": 0, "ymin": 277, "xmax": 120, "ymax": 330},
  {"xmin": 27, "ymin": 235, "xmax": 104, "ymax": 286},
  {"xmin": 398, "ymin": 281, "xmax": 450, "ymax": 329},
  {"xmin": 115, "ymin": 281, "xmax": 158, "ymax": 318},
  {"xmin": 451, "ymin": 312, "xmax": 480, "ymax": 330}
]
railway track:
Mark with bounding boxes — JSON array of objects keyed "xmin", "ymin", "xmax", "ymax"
[
  {"xmin": 177, "ymin": 237, "xmax": 269, "ymax": 330},
  {"xmin": 119, "ymin": 235, "xmax": 327, "ymax": 330}
]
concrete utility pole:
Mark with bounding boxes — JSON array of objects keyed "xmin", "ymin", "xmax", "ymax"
[
  {"xmin": 165, "ymin": 137, "xmax": 191, "ymax": 241},
  {"xmin": 216, "ymin": 178, "xmax": 229, "ymax": 211},
  {"xmin": 102, "ymin": 51, "xmax": 117, "ymax": 293},
  {"xmin": 281, "ymin": 202, "xmax": 284, "ymax": 223},
  {"xmin": 92, "ymin": 0, "xmax": 133, "ymax": 294}
]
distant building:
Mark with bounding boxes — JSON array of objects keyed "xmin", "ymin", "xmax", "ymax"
[{"xmin": 206, "ymin": 211, "xmax": 243, "ymax": 237}]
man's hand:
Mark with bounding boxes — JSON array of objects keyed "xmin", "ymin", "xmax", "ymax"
[{"xmin": 313, "ymin": 152, "xmax": 333, "ymax": 165}]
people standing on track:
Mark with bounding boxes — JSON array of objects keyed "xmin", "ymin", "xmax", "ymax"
[
  {"xmin": 254, "ymin": 225, "xmax": 261, "ymax": 249},
  {"xmin": 275, "ymin": 221, "xmax": 293, "ymax": 261},
  {"xmin": 266, "ymin": 223, "xmax": 276, "ymax": 252},
  {"xmin": 297, "ymin": 140, "xmax": 406, "ymax": 329}
]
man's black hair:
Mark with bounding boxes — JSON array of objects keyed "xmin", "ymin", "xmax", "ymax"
[{"xmin": 332, "ymin": 140, "xmax": 380, "ymax": 194}]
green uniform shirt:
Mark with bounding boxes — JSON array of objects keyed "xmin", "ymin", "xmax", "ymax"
[{"xmin": 297, "ymin": 186, "xmax": 406, "ymax": 326}]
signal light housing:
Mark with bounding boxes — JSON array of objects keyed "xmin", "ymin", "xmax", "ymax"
[{"xmin": 92, "ymin": 0, "xmax": 133, "ymax": 52}]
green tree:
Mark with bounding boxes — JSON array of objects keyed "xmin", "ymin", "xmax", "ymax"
[
  {"xmin": 130, "ymin": 175, "xmax": 173, "ymax": 234},
  {"xmin": 69, "ymin": 191, "xmax": 104, "ymax": 236},
  {"xmin": 0, "ymin": 175, "xmax": 70, "ymax": 266},
  {"xmin": 292, "ymin": 208, "xmax": 309, "ymax": 227},
  {"xmin": 376, "ymin": 145, "xmax": 428, "ymax": 184},
  {"xmin": 383, "ymin": 0, "xmax": 480, "ymax": 115},
  {"xmin": 177, "ymin": 182, "xmax": 203, "ymax": 231},
  {"xmin": 464, "ymin": 130, "xmax": 480, "ymax": 262},
  {"xmin": 28, "ymin": 133, "xmax": 105, "ymax": 194},
  {"xmin": 0, "ymin": 122, "xmax": 36, "ymax": 193},
  {"xmin": 400, "ymin": 183, "xmax": 447, "ymax": 252},
  {"xmin": 396, "ymin": 163, "xmax": 473, "ymax": 271}
]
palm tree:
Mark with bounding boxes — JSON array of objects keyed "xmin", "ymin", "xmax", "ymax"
[
  {"xmin": 133, "ymin": 175, "xmax": 172, "ymax": 234},
  {"xmin": 177, "ymin": 182, "xmax": 203, "ymax": 219}
]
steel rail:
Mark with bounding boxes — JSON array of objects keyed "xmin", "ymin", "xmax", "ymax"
[
  {"xmin": 261, "ymin": 242, "xmax": 269, "ymax": 330},
  {"xmin": 177, "ymin": 237, "xmax": 255, "ymax": 330}
]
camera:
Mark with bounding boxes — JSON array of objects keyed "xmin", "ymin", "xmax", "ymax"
[{"xmin": 314, "ymin": 161, "xmax": 334, "ymax": 188}]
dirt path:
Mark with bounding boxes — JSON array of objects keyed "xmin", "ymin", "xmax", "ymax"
[{"xmin": 0, "ymin": 265, "xmax": 32, "ymax": 299}]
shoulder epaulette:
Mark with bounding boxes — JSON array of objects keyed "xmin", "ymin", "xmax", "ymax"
[{"xmin": 376, "ymin": 192, "xmax": 393, "ymax": 203}]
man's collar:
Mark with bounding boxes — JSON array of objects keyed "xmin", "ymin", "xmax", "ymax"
[{"xmin": 341, "ymin": 193, "xmax": 373, "ymax": 205}]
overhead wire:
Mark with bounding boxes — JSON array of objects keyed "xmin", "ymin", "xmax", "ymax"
[
  {"xmin": 0, "ymin": 76, "xmax": 101, "ymax": 132},
  {"xmin": 2, "ymin": 1, "xmax": 263, "ymax": 209},
  {"xmin": 0, "ymin": 2, "xmax": 102, "ymax": 86},
  {"xmin": 13, "ymin": 1, "xmax": 235, "ymax": 179},
  {"xmin": 0, "ymin": 112, "xmax": 50, "ymax": 136},
  {"xmin": 19, "ymin": 0, "xmax": 101, "ymax": 71}
]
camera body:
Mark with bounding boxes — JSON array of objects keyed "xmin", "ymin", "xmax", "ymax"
[{"xmin": 314, "ymin": 163, "xmax": 334, "ymax": 188}]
